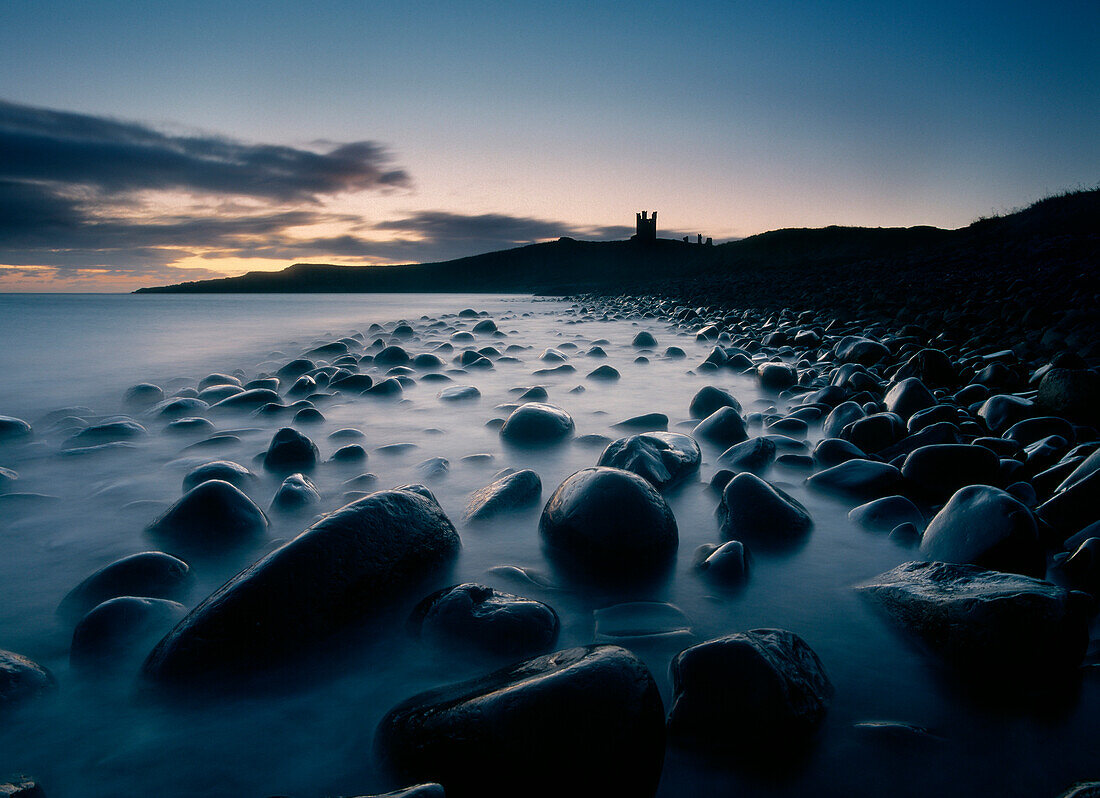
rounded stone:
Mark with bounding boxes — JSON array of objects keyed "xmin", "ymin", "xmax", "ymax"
[
  {"xmin": 718, "ymin": 472, "xmax": 812, "ymax": 545},
  {"xmin": 263, "ymin": 427, "xmax": 319, "ymax": 472},
  {"xmin": 146, "ymin": 479, "xmax": 268, "ymax": 554},
  {"xmin": 182, "ymin": 460, "xmax": 256, "ymax": 493},
  {"xmin": 596, "ymin": 432, "xmax": 701, "ymax": 490},
  {"xmin": 500, "ymin": 403, "xmax": 574, "ymax": 445},
  {"xmin": 70, "ymin": 596, "xmax": 186, "ymax": 672},
  {"xmin": 58, "ymin": 551, "xmax": 192, "ymax": 623},
  {"xmin": 689, "ymin": 386, "xmax": 741, "ymax": 419}
]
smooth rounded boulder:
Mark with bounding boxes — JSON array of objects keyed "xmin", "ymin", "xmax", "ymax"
[
  {"xmin": 668, "ymin": 629, "xmax": 832, "ymax": 750},
  {"xmin": 58, "ymin": 551, "xmax": 191, "ymax": 623},
  {"xmin": 263, "ymin": 427, "xmax": 319, "ymax": 472},
  {"xmin": 689, "ymin": 386, "xmax": 741, "ymax": 419},
  {"xmin": 718, "ymin": 473, "xmax": 812, "ymax": 547},
  {"xmin": 597, "ymin": 432, "xmax": 701, "ymax": 490},
  {"xmin": 143, "ymin": 487, "xmax": 461, "ymax": 684},
  {"xmin": 901, "ymin": 444, "xmax": 1000, "ymax": 499},
  {"xmin": 463, "ymin": 469, "xmax": 542, "ymax": 523},
  {"xmin": 70, "ymin": 596, "xmax": 186, "ymax": 673},
  {"xmin": 146, "ymin": 480, "xmax": 268, "ymax": 554},
  {"xmin": 539, "ymin": 467, "xmax": 678, "ymax": 577},
  {"xmin": 499, "ymin": 403, "xmax": 574, "ymax": 445},
  {"xmin": 182, "ymin": 460, "xmax": 256, "ymax": 493},
  {"xmin": 692, "ymin": 406, "xmax": 748, "ymax": 448},
  {"xmin": 269, "ymin": 473, "xmax": 321, "ymax": 513},
  {"xmin": 409, "ymin": 582, "xmax": 559, "ymax": 658},
  {"xmin": 374, "ymin": 645, "xmax": 665, "ymax": 798},
  {"xmin": 0, "ymin": 649, "xmax": 55, "ymax": 710},
  {"xmin": 919, "ymin": 485, "xmax": 1044, "ymax": 577}
]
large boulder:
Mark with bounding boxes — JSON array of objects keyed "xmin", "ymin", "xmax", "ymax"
[
  {"xmin": 70, "ymin": 596, "xmax": 186, "ymax": 673},
  {"xmin": 58, "ymin": 551, "xmax": 191, "ymax": 623},
  {"xmin": 806, "ymin": 459, "xmax": 903, "ymax": 500},
  {"xmin": 668, "ymin": 629, "xmax": 832, "ymax": 749},
  {"xmin": 374, "ymin": 645, "xmax": 665, "ymax": 798},
  {"xmin": 269, "ymin": 473, "xmax": 321, "ymax": 513},
  {"xmin": 919, "ymin": 485, "xmax": 1044, "ymax": 577},
  {"xmin": 1037, "ymin": 367, "xmax": 1099, "ymax": 424},
  {"xmin": 596, "ymin": 432, "xmax": 701, "ymax": 490},
  {"xmin": 689, "ymin": 386, "xmax": 741, "ymax": 419},
  {"xmin": 692, "ymin": 406, "xmax": 748, "ymax": 448},
  {"xmin": 883, "ymin": 378, "xmax": 936, "ymax": 421},
  {"xmin": 0, "ymin": 416, "xmax": 33, "ymax": 443},
  {"xmin": 499, "ymin": 403, "xmax": 574, "ymax": 445},
  {"xmin": 409, "ymin": 583, "xmax": 559, "ymax": 658},
  {"xmin": 463, "ymin": 469, "xmax": 542, "ymax": 523},
  {"xmin": 857, "ymin": 561, "xmax": 1089, "ymax": 679},
  {"xmin": 539, "ymin": 467, "xmax": 678, "ymax": 577},
  {"xmin": 143, "ymin": 487, "xmax": 460, "ymax": 684},
  {"xmin": 901, "ymin": 444, "xmax": 1000, "ymax": 500},
  {"xmin": 147, "ymin": 480, "xmax": 268, "ymax": 554},
  {"xmin": 718, "ymin": 472, "xmax": 812, "ymax": 546},
  {"xmin": 182, "ymin": 460, "xmax": 256, "ymax": 493}
]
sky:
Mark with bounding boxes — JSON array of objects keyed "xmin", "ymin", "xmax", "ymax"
[{"xmin": 0, "ymin": 0, "xmax": 1096, "ymax": 291}]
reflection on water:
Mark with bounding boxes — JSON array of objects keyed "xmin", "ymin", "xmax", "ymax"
[{"xmin": 0, "ymin": 293, "xmax": 1096, "ymax": 797}]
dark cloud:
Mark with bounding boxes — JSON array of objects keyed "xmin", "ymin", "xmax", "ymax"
[{"xmin": 0, "ymin": 99, "xmax": 410, "ymax": 202}]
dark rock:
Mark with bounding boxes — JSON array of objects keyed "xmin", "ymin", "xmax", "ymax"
[
  {"xmin": 807, "ymin": 459, "xmax": 903, "ymax": 499},
  {"xmin": 539, "ymin": 467, "xmax": 677, "ymax": 577},
  {"xmin": 375, "ymin": 346, "xmax": 412, "ymax": 366},
  {"xmin": 165, "ymin": 417, "xmax": 216, "ymax": 435},
  {"xmin": 263, "ymin": 427, "xmax": 319, "ymax": 472},
  {"xmin": 978, "ymin": 394, "xmax": 1035, "ymax": 435},
  {"xmin": 144, "ymin": 487, "xmax": 461, "ymax": 683},
  {"xmin": 368, "ymin": 378, "xmax": 404, "ymax": 397},
  {"xmin": 1037, "ymin": 368, "xmax": 1099, "ymax": 424},
  {"xmin": 0, "ymin": 649, "xmax": 55, "ymax": 710},
  {"xmin": 182, "ymin": 460, "xmax": 256, "ymax": 493},
  {"xmin": 632, "ymin": 331, "xmax": 658, "ymax": 347},
  {"xmin": 694, "ymin": 541, "xmax": 751, "ymax": 583},
  {"xmin": 209, "ymin": 388, "xmax": 280, "ymax": 411},
  {"xmin": 153, "ymin": 397, "xmax": 209, "ymax": 420},
  {"xmin": 463, "ymin": 469, "xmax": 542, "ymax": 523},
  {"xmin": 597, "ymin": 432, "xmax": 701, "ymax": 490},
  {"xmin": 848, "ymin": 496, "xmax": 924, "ymax": 534},
  {"xmin": 895, "ymin": 348, "xmax": 957, "ymax": 387},
  {"xmin": 499, "ymin": 403, "xmax": 574, "ymax": 445},
  {"xmin": 841, "ymin": 412, "xmax": 905, "ymax": 453},
  {"xmin": 1056, "ymin": 783, "xmax": 1100, "ymax": 798},
  {"xmin": 1056, "ymin": 537, "xmax": 1100, "ymax": 594},
  {"xmin": 717, "ymin": 437, "xmax": 776, "ymax": 473},
  {"xmin": 812, "ymin": 437, "xmax": 866, "ymax": 467},
  {"xmin": 668, "ymin": 629, "xmax": 832, "ymax": 750},
  {"xmin": 437, "ymin": 385, "xmax": 480, "ymax": 401},
  {"xmin": 692, "ymin": 406, "xmax": 748, "ymax": 447},
  {"xmin": 415, "ymin": 458, "xmax": 449, "ymax": 479},
  {"xmin": 822, "ymin": 401, "xmax": 865, "ymax": 438},
  {"xmin": 901, "ymin": 444, "xmax": 1000, "ymax": 499},
  {"xmin": 612, "ymin": 412, "xmax": 668, "ymax": 431},
  {"xmin": 857, "ymin": 561, "xmax": 1089, "ymax": 679},
  {"xmin": 883, "ymin": 378, "xmax": 936, "ymax": 421},
  {"xmin": 276, "ymin": 359, "xmax": 314, "ymax": 381},
  {"xmin": 70, "ymin": 597, "xmax": 186, "ymax": 672},
  {"xmin": 330, "ymin": 444, "xmax": 368, "ymax": 463},
  {"xmin": 718, "ymin": 472, "xmax": 812, "ymax": 545},
  {"xmin": 689, "ymin": 386, "xmax": 741, "ymax": 419},
  {"xmin": 58, "ymin": 551, "xmax": 191, "ymax": 623},
  {"xmin": 330, "ymin": 374, "xmax": 375, "ymax": 392},
  {"xmin": 409, "ymin": 583, "xmax": 559, "ymax": 658},
  {"xmin": 919, "ymin": 485, "xmax": 1043, "ymax": 576},
  {"xmin": 835, "ymin": 336, "xmax": 889, "ymax": 365},
  {"xmin": 293, "ymin": 407, "xmax": 325, "ymax": 425},
  {"xmin": 124, "ymin": 383, "xmax": 165, "ymax": 410},
  {"xmin": 1003, "ymin": 416, "xmax": 1076, "ymax": 448},
  {"xmin": 587, "ymin": 364, "xmax": 620, "ymax": 380},
  {"xmin": 0, "ymin": 777, "xmax": 46, "ymax": 797},
  {"xmin": 374, "ymin": 645, "xmax": 665, "ymax": 798},
  {"xmin": 1037, "ymin": 466, "xmax": 1099, "ymax": 536},
  {"xmin": 757, "ymin": 362, "xmax": 797, "ymax": 391},
  {"xmin": 147, "ymin": 480, "xmax": 268, "ymax": 554},
  {"xmin": 270, "ymin": 473, "xmax": 321, "ymax": 513},
  {"xmin": 65, "ymin": 419, "xmax": 147, "ymax": 448}
]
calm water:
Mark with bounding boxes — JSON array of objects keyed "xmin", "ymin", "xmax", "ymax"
[{"xmin": 0, "ymin": 293, "xmax": 1096, "ymax": 797}]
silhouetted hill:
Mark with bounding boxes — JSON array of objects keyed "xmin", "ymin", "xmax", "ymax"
[{"xmin": 135, "ymin": 189, "xmax": 1098, "ymax": 295}]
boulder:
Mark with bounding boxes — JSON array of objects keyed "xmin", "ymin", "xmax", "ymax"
[
  {"xmin": 716, "ymin": 437, "xmax": 776, "ymax": 473},
  {"xmin": 1037, "ymin": 368, "xmax": 1099, "ymax": 424},
  {"xmin": 539, "ymin": 467, "xmax": 677, "ymax": 577},
  {"xmin": 499, "ymin": 403, "xmax": 574, "ymax": 445},
  {"xmin": 718, "ymin": 472, "xmax": 812, "ymax": 546},
  {"xmin": 58, "ymin": 551, "xmax": 191, "ymax": 623},
  {"xmin": 857, "ymin": 561, "xmax": 1089, "ymax": 679},
  {"xmin": 146, "ymin": 480, "xmax": 268, "ymax": 554},
  {"xmin": 374, "ymin": 645, "xmax": 665, "ymax": 798},
  {"xmin": 919, "ymin": 485, "xmax": 1043, "ymax": 577},
  {"xmin": 883, "ymin": 378, "xmax": 937, "ymax": 421},
  {"xmin": 269, "ymin": 473, "xmax": 321, "ymax": 513},
  {"xmin": 263, "ymin": 427, "xmax": 319, "ymax": 472},
  {"xmin": 0, "ymin": 649, "xmax": 55, "ymax": 710},
  {"xmin": 806, "ymin": 460, "xmax": 903, "ymax": 499},
  {"xmin": 848, "ymin": 496, "xmax": 924, "ymax": 534},
  {"xmin": 182, "ymin": 460, "xmax": 256, "ymax": 493},
  {"xmin": 70, "ymin": 596, "xmax": 186, "ymax": 672},
  {"xmin": 144, "ymin": 487, "xmax": 461, "ymax": 684},
  {"xmin": 597, "ymin": 432, "xmax": 701, "ymax": 490},
  {"xmin": 689, "ymin": 386, "xmax": 741, "ymax": 419},
  {"xmin": 694, "ymin": 541, "xmax": 751, "ymax": 583},
  {"xmin": 463, "ymin": 469, "xmax": 542, "ymax": 523},
  {"xmin": 757, "ymin": 362, "xmax": 797, "ymax": 392},
  {"xmin": 409, "ymin": 583, "xmax": 559, "ymax": 658},
  {"xmin": 692, "ymin": 406, "xmax": 748, "ymax": 448},
  {"xmin": 0, "ymin": 416, "xmax": 33, "ymax": 443},
  {"xmin": 900, "ymin": 444, "xmax": 1000, "ymax": 499},
  {"xmin": 668, "ymin": 629, "xmax": 832, "ymax": 749},
  {"xmin": 123, "ymin": 383, "xmax": 165, "ymax": 411}
]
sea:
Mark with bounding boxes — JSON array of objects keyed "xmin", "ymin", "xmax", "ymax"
[{"xmin": 0, "ymin": 293, "xmax": 1096, "ymax": 797}]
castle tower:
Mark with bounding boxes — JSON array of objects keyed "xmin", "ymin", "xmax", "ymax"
[{"xmin": 634, "ymin": 210, "xmax": 657, "ymax": 243}]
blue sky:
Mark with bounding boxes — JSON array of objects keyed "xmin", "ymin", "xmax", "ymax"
[{"xmin": 1, "ymin": 0, "xmax": 1096, "ymax": 289}]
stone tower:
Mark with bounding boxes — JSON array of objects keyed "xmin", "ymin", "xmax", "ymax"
[{"xmin": 635, "ymin": 210, "xmax": 657, "ymax": 243}]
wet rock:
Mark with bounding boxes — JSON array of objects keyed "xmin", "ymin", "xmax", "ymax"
[
  {"xmin": 410, "ymin": 583, "xmax": 559, "ymax": 658},
  {"xmin": 472, "ymin": 319, "xmax": 497, "ymax": 334},
  {"xmin": 0, "ymin": 777, "xmax": 45, "ymax": 797},
  {"xmin": 499, "ymin": 403, "xmax": 574, "ymax": 445},
  {"xmin": 437, "ymin": 385, "xmax": 480, "ymax": 401},
  {"xmin": 632, "ymin": 331, "xmax": 658, "ymax": 347},
  {"xmin": 597, "ymin": 432, "xmax": 701, "ymax": 490},
  {"xmin": 587, "ymin": 364, "xmax": 620, "ymax": 380},
  {"xmin": 375, "ymin": 346, "xmax": 412, "ymax": 366},
  {"xmin": 919, "ymin": 485, "xmax": 1043, "ymax": 577},
  {"xmin": 330, "ymin": 444, "xmax": 368, "ymax": 463},
  {"xmin": 668, "ymin": 629, "xmax": 832, "ymax": 750},
  {"xmin": 124, "ymin": 383, "xmax": 165, "ymax": 411},
  {"xmin": 70, "ymin": 597, "xmax": 186, "ymax": 672},
  {"xmin": 463, "ymin": 469, "xmax": 541, "ymax": 523},
  {"xmin": 58, "ymin": 551, "xmax": 191, "ymax": 623},
  {"xmin": 689, "ymin": 386, "xmax": 741, "ymax": 419},
  {"xmin": 841, "ymin": 412, "xmax": 905, "ymax": 454},
  {"xmin": 263, "ymin": 427, "xmax": 319, "ymax": 472},
  {"xmin": 198, "ymin": 384, "xmax": 244, "ymax": 404},
  {"xmin": 822, "ymin": 401, "xmax": 865, "ymax": 439},
  {"xmin": 883, "ymin": 378, "xmax": 936, "ymax": 421},
  {"xmin": 1057, "ymin": 783, "xmax": 1100, "ymax": 798},
  {"xmin": 209, "ymin": 388, "xmax": 280, "ymax": 411},
  {"xmin": 848, "ymin": 496, "xmax": 924, "ymax": 534},
  {"xmin": 694, "ymin": 541, "xmax": 751, "ymax": 583},
  {"xmin": 692, "ymin": 406, "xmax": 748, "ymax": 448},
  {"xmin": 415, "ymin": 458, "xmax": 449, "ymax": 479},
  {"xmin": 539, "ymin": 467, "xmax": 677, "ymax": 577},
  {"xmin": 65, "ymin": 419, "xmax": 147, "ymax": 448},
  {"xmin": 374, "ymin": 645, "xmax": 665, "ymax": 798},
  {"xmin": 368, "ymin": 378, "xmax": 404, "ymax": 397},
  {"xmin": 857, "ymin": 561, "xmax": 1089, "ymax": 679},
  {"xmin": 718, "ymin": 473, "xmax": 812, "ymax": 546},
  {"xmin": 270, "ymin": 473, "xmax": 321, "ymax": 513},
  {"xmin": 147, "ymin": 480, "xmax": 268, "ymax": 554},
  {"xmin": 154, "ymin": 397, "xmax": 209, "ymax": 420},
  {"xmin": 978, "ymin": 394, "xmax": 1035, "ymax": 435},
  {"xmin": 0, "ymin": 649, "xmax": 55, "ymax": 710},
  {"xmin": 276, "ymin": 359, "xmax": 314, "ymax": 381},
  {"xmin": 717, "ymin": 437, "xmax": 776, "ymax": 473},
  {"xmin": 198, "ymin": 374, "xmax": 240, "ymax": 391},
  {"xmin": 835, "ymin": 336, "xmax": 889, "ymax": 365},
  {"xmin": 594, "ymin": 602, "xmax": 692, "ymax": 643},
  {"xmin": 1037, "ymin": 368, "xmax": 1099, "ymax": 424},
  {"xmin": 1037, "ymin": 460, "xmax": 1100, "ymax": 537},
  {"xmin": 293, "ymin": 407, "xmax": 325, "ymax": 425},
  {"xmin": 182, "ymin": 460, "xmax": 256, "ymax": 493},
  {"xmin": 812, "ymin": 437, "xmax": 866, "ymax": 467},
  {"xmin": 1004, "ymin": 416, "xmax": 1076, "ymax": 448},
  {"xmin": 757, "ymin": 362, "xmax": 797, "ymax": 392},
  {"xmin": 1056, "ymin": 537, "xmax": 1100, "ymax": 594},
  {"xmin": 901, "ymin": 444, "xmax": 1000, "ymax": 499},
  {"xmin": 330, "ymin": 373, "xmax": 375, "ymax": 392},
  {"xmin": 807, "ymin": 459, "xmax": 902, "ymax": 499},
  {"xmin": 165, "ymin": 417, "xmax": 216, "ymax": 435},
  {"xmin": 895, "ymin": 348, "xmax": 958, "ymax": 387},
  {"xmin": 144, "ymin": 487, "xmax": 460, "ymax": 683},
  {"xmin": 612, "ymin": 412, "xmax": 668, "ymax": 431}
]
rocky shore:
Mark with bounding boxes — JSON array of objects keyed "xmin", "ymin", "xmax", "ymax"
[{"xmin": 1, "ymin": 277, "xmax": 1098, "ymax": 796}]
